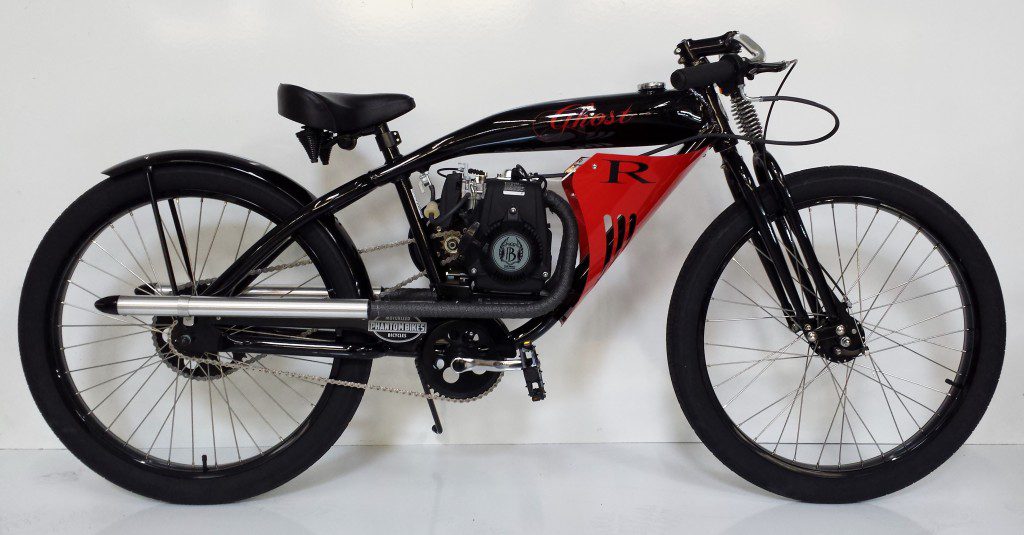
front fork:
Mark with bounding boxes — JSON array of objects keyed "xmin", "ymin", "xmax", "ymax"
[{"xmin": 719, "ymin": 146, "xmax": 864, "ymax": 357}]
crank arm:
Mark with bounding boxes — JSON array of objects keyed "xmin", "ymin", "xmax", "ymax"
[{"xmin": 449, "ymin": 357, "xmax": 523, "ymax": 373}]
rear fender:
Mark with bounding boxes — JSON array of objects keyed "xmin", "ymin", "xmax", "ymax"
[{"xmin": 103, "ymin": 150, "xmax": 372, "ymax": 298}]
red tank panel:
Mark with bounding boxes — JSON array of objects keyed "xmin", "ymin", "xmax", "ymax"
[{"xmin": 562, "ymin": 150, "xmax": 707, "ymax": 300}]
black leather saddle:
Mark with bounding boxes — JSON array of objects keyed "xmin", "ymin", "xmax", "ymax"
[{"xmin": 277, "ymin": 83, "xmax": 415, "ymax": 135}]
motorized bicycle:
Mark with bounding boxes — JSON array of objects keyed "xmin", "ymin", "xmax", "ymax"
[{"xmin": 19, "ymin": 32, "xmax": 1005, "ymax": 503}]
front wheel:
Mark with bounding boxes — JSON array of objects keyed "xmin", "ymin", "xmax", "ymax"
[{"xmin": 668, "ymin": 166, "xmax": 1004, "ymax": 502}]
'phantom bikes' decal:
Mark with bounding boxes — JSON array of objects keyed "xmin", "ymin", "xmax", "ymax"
[{"xmin": 368, "ymin": 317, "xmax": 427, "ymax": 343}]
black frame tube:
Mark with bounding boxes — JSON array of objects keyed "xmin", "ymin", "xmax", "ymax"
[
  {"xmin": 196, "ymin": 83, "xmax": 845, "ymax": 350},
  {"xmin": 145, "ymin": 167, "xmax": 179, "ymax": 295}
]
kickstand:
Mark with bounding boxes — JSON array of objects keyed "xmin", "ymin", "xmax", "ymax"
[{"xmin": 418, "ymin": 374, "xmax": 443, "ymax": 434}]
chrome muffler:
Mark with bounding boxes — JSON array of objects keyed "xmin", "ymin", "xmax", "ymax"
[{"xmin": 94, "ymin": 295, "xmax": 368, "ymax": 319}]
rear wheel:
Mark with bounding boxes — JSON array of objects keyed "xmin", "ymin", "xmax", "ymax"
[
  {"xmin": 668, "ymin": 166, "xmax": 1004, "ymax": 502},
  {"xmin": 19, "ymin": 165, "xmax": 370, "ymax": 503}
]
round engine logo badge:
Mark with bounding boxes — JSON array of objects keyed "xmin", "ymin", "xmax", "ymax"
[{"xmin": 491, "ymin": 231, "xmax": 531, "ymax": 273}]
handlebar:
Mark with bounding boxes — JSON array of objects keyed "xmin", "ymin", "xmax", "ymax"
[
  {"xmin": 676, "ymin": 32, "xmax": 766, "ymax": 64},
  {"xmin": 669, "ymin": 55, "xmax": 744, "ymax": 91},
  {"xmin": 670, "ymin": 55, "xmax": 792, "ymax": 92},
  {"xmin": 671, "ymin": 32, "xmax": 789, "ymax": 92},
  {"xmin": 676, "ymin": 32, "xmax": 741, "ymax": 60}
]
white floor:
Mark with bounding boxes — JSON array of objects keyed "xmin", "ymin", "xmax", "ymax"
[{"xmin": 1, "ymin": 444, "xmax": 1021, "ymax": 534}]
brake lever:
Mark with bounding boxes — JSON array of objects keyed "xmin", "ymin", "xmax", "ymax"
[
  {"xmin": 740, "ymin": 59, "xmax": 798, "ymax": 104},
  {"xmin": 748, "ymin": 60, "xmax": 796, "ymax": 77}
]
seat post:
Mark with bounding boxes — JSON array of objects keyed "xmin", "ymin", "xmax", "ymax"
[
  {"xmin": 375, "ymin": 121, "xmax": 443, "ymax": 288},
  {"xmin": 374, "ymin": 123, "xmax": 402, "ymax": 164}
]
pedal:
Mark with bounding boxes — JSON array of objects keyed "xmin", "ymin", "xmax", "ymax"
[{"xmin": 519, "ymin": 341, "xmax": 546, "ymax": 401}]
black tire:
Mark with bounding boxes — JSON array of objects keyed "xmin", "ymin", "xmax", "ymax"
[
  {"xmin": 667, "ymin": 166, "xmax": 1004, "ymax": 503},
  {"xmin": 19, "ymin": 165, "xmax": 371, "ymax": 504}
]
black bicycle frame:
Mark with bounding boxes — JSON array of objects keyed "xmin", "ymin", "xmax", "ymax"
[
  {"xmin": 198, "ymin": 85, "xmax": 844, "ymax": 353},
  {"xmin": 203, "ymin": 90, "xmax": 708, "ymax": 300},
  {"xmin": 697, "ymin": 82, "xmax": 845, "ymax": 331}
]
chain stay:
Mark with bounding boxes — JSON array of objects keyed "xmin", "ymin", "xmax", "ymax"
[{"xmin": 163, "ymin": 237, "xmax": 497, "ymax": 403}]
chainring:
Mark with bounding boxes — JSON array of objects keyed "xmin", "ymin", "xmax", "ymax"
[{"xmin": 415, "ymin": 320, "xmax": 509, "ymax": 401}]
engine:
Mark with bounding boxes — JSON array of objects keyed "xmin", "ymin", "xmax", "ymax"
[{"xmin": 427, "ymin": 164, "xmax": 552, "ymax": 295}]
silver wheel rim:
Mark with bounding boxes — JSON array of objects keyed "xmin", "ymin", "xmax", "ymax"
[{"xmin": 55, "ymin": 196, "xmax": 340, "ymax": 470}]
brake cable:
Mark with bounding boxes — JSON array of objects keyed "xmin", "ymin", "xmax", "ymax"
[
  {"xmin": 642, "ymin": 62, "xmax": 839, "ymax": 156},
  {"xmin": 763, "ymin": 59, "xmax": 798, "ymax": 138}
]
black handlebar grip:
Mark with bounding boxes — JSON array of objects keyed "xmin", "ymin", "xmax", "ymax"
[{"xmin": 670, "ymin": 56, "xmax": 744, "ymax": 91}]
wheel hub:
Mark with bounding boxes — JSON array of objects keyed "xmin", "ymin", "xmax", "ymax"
[
  {"xmin": 151, "ymin": 316, "xmax": 241, "ymax": 380},
  {"xmin": 807, "ymin": 319, "xmax": 866, "ymax": 363}
]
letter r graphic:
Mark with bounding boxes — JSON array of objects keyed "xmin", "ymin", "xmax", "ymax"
[{"xmin": 606, "ymin": 160, "xmax": 652, "ymax": 184}]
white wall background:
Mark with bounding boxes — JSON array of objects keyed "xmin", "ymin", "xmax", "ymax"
[{"xmin": 2, "ymin": 0, "xmax": 1021, "ymax": 448}]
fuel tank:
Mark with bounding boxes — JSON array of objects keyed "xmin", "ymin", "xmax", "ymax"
[{"xmin": 398, "ymin": 89, "xmax": 709, "ymax": 172}]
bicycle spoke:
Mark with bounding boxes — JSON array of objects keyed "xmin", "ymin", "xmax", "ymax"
[
  {"xmin": 77, "ymin": 357, "xmax": 161, "ymax": 397},
  {"xmin": 197, "ymin": 201, "xmax": 227, "ymax": 282},
  {"xmin": 844, "ymin": 216, "xmax": 902, "ymax": 292},
  {"xmin": 862, "ymin": 329, "xmax": 959, "ymax": 374},
  {"xmin": 128, "ymin": 211, "xmax": 161, "ymax": 286},
  {"xmin": 209, "ymin": 377, "xmax": 262, "ymax": 455},
  {"xmin": 79, "ymin": 352, "xmax": 161, "ymax": 411},
  {"xmin": 851, "ymin": 285, "xmax": 959, "ymax": 317},
  {"xmin": 52, "ymin": 193, "xmax": 334, "ymax": 469},
  {"xmin": 62, "ymin": 330, "xmax": 151, "ymax": 350},
  {"xmin": 208, "ymin": 378, "xmax": 218, "ymax": 467},
  {"xmin": 719, "ymin": 335, "xmax": 804, "ymax": 404},
  {"xmin": 242, "ymin": 369, "xmax": 300, "ymax": 424},
  {"xmin": 865, "ymin": 326, "xmax": 966, "ymax": 355},
  {"xmin": 66, "ymin": 354, "xmax": 155, "ymax": 373},
  {"xmin": 771, "ymin": 347, "xmax": 813, "ymax": 453},
  {"xmin": 719, "ymin": 279, "xmax": 792, "ymax": 329},
  {"xmin": 124, "ymin": 372, "xmax": 180, "ymax": 444},
  {"xmin": 233, "ymin": 209, "xmax": 252, "ymax": 261},
  {"xmin": 867, "ymin": 351, "xmax": 904, "ymax": 443},
  {"xmin": 860, "ymin": 241, "xmax": 933, "ymax": 330},
  {"xmin": 704, "ymin": 199, "xmax": 969, "ymax": 471},
  {"xmin": 223, "ymin": 372, "xmax": 283, "ymax": 441},
  {"xmin": 746, "ymin": 360, "xmax": 825, "ymax": 434},
  {"xmin": 816, "ymin": 364, "xmax": 853, "ymax": 468},
  {"xmin": 108, "ymin": 222, "xmax": 157, "ymax": 285},
  {"xmin": 213, "ymin": 361, "xmax": 243, "ymax": 462},
  {"xmin": 146, "ymin": 369, "xmax": 191, "ymax": 458},
  {"xmin": 831, "ymin": 204, "xmax": 848, "ymax": 296}
]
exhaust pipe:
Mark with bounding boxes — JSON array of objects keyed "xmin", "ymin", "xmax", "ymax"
[
  {"xmin": 95, "ymin": 295, "xmax": 368, "ymax": 319},
  {"xmin": 95, "ymin": 192, "xmax": 578, "ymax": 322}
]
